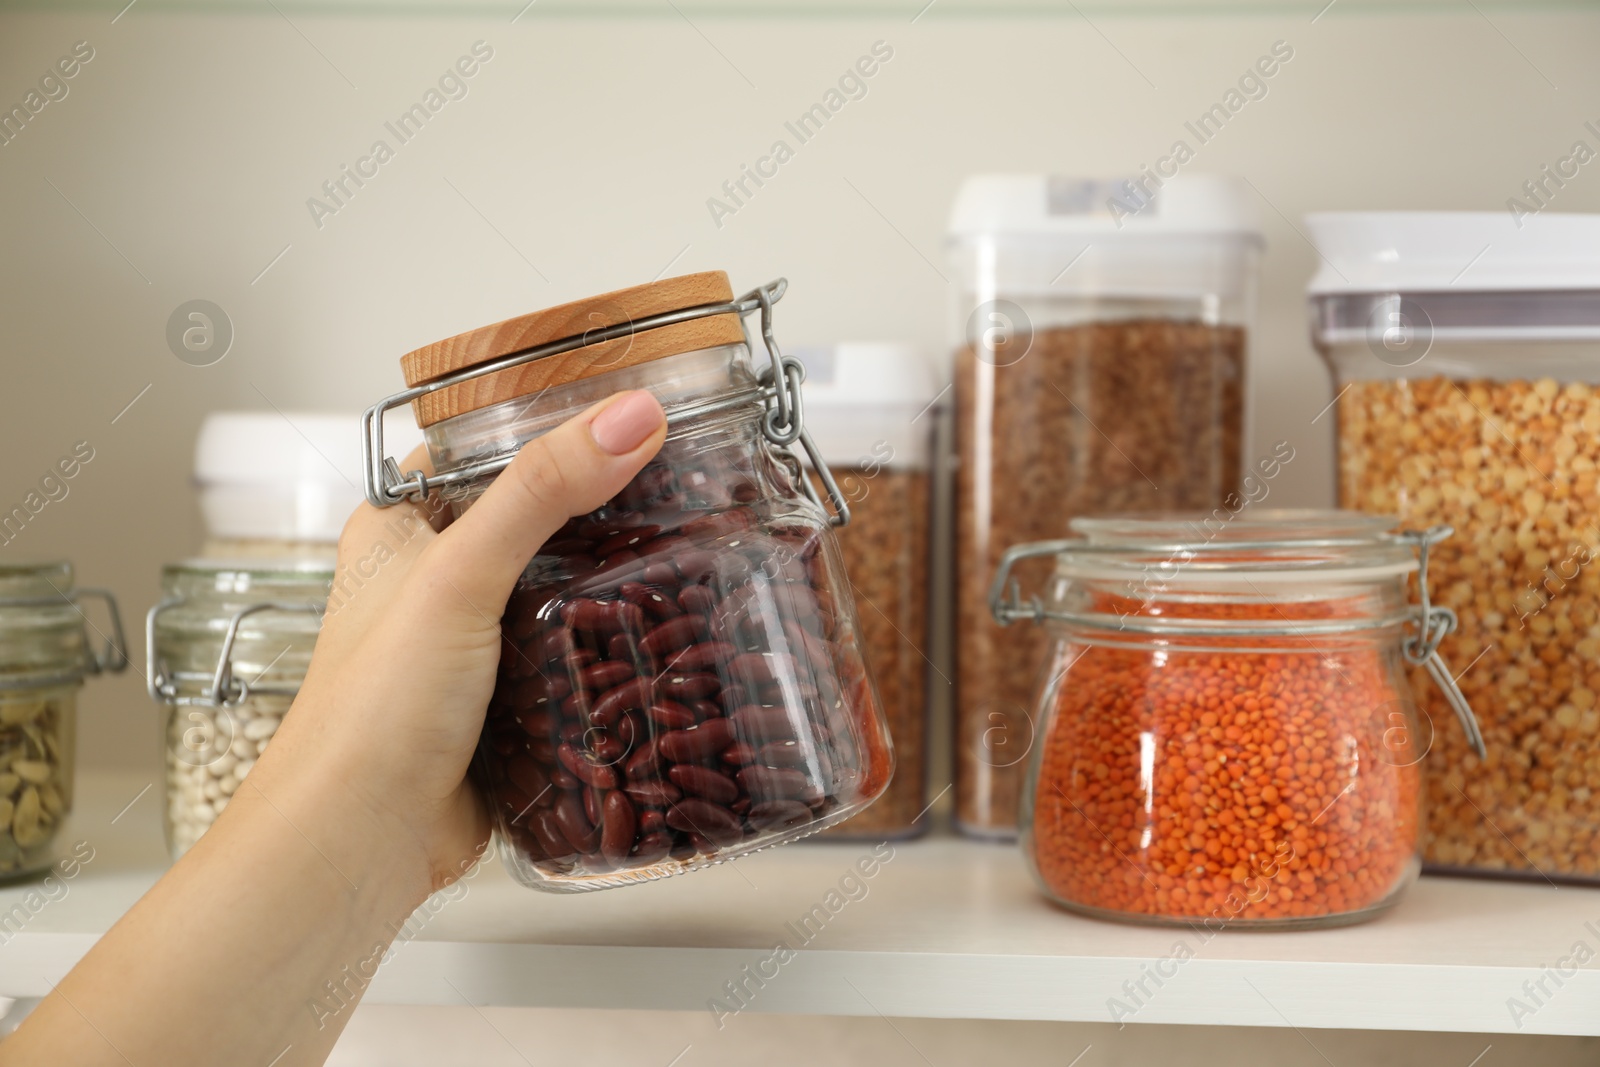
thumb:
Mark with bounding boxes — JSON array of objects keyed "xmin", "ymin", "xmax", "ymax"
[{"xmin": 423, "ymin": 389, "xmax": 666, "ymax": 611}]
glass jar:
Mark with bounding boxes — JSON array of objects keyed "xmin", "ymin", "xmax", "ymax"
[
  {"xmin": 364, "ymin": 272, "xmax": 893, "ymax": 892},
  {"xmin": 793, "ymin": 342, "xmax": 938, "ymax": 840},
  {"xmin": 147, "ymin": 561, "xmax": 327, "ymax": 859},
  {"xmin": 0, "ymin": 564, "xmax": 125, "ymax": 880},
  {"xmin": 949, "ymin": 174, "xmax": 1262, "ymax": 838},
  {"xmin": 994, "ymin": 512, "xmax": 1480, "ymax": 928},
  {"xmin": 1309, "ymin": 210, "xmax": 1600, "ymax": 882}
]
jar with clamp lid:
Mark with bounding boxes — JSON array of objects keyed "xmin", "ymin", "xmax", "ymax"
[
  {"xmin": 363, "ymin": 272, "xmax": 893, "ymax": 892},
  {"xmin": 147, "ymin": 560, "xmax": 327, "ymax": 859},
  {"xmin": 991, "ymin": 511, "xmax": 1482, "ymax": 928},
  {"xmin": 0, "ymin": 564, "xmax": 125, "ymax": 880}
]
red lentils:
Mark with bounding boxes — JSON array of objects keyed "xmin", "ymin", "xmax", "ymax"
[{"xmin": 1025, "ymin": 593, "xmax": 1422, "ymax": 927}]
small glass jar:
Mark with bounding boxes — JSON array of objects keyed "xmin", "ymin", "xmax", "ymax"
[
  {"xmin": 147, "ymin": 561, "xmax": 327, "ymax": 859},
  {"xmin": 1309, "ymin": 211, "xmax": 1600, "ymax": 882},
  {"xmin": 794, "ymin": 342, "xmax": 938, "ymax": 840},
  {"xmin": 364, "ymin": 272, "xmax": 893, "ymax": 892},
  {"xmin": 0, "ymin": 564, "xmax": 125, "ymax": 880},
  {"xmin": 994, "ymin": 511, "xmax": 1479, "ymax": 929},
  {"xmin": 949, "ymin": 174, "xmax": 1262, "ymax": 839}
]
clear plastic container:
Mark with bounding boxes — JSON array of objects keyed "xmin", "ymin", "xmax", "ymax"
[
  {"xmin": 147, "ymin": 561, "xmax": 327, "ymax": 859},
  {"xmin": 794, "ymin": 342, "xmax": 938, "ymax": 840},
  {"xmin": 364, "ymin": 272, "xmax": 893, "ymax": 892},
  {"xmin": 194, "ymin": 411, "xmax": 420, "ymax": 560},
  {"xmin": 949, "ymin": 174, "xmax": 1262, "ymax": 838},
  {"xmin": 995, "ymin": 511, "xmax": 1474, "ymax": 928},
  {"xmin": 1309, "ymin": 210, "xmax": 1600, "ymax": 882},
  {"xmin": 0, "ymin": 564, "xmax": 125, "ymax": 880}
]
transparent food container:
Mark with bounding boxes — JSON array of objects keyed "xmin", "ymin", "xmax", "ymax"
[
  {"xmin": 0, "ymin": 564, "xmax": 125, "ymax": 880},
  {"xmin": 795, "ymin": 342, "xmax": 938, "ymax": 840},
  {"xmin": 363, "ymin": 272, "xmax": 893, "ymax": 892},
  {"xmin": 1309, "ymin": 210, "xmax": 1600, "ymax": 882},
  {"xmin": 147, "ymin": 561, "xmax": 327, "ymax": 859},
  {"xmin": 950, "ymin": 174, "xmax": 1262, "ymax": 838},
  {"xmin": 194, "ymin": 411, "xmax": 419, "ymax": 560},
  {"xmin": 993, "ymin": 512, "xmax": 1482, "ymax": 928}
]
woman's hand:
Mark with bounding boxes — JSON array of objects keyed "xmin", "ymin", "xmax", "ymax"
[
  {"xmin": 0, "ymin": 389, "xmax": 666, "ymax": 1067},
  {"xmin": 257, "ymin": 388, "xmax": 669, "ymax": 902}
]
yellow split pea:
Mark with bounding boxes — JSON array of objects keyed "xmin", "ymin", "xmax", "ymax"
[{"xmin": 1339, "ymin": 376, "xmax": 1600, "ymax": 879}]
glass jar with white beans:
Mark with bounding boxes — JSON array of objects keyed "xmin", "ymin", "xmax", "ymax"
[{"xmin": 147, "ymin": 561, "xmax": 327, "ymax": 859}]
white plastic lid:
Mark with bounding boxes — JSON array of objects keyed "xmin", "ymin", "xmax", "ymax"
[
  {"xmin": 948, "ymin": 173, "xmax": 1263, "ymax": 240},
  {"xmin": 194, "ymin": 412, "xmax": 423, "ymax": 543},
  {"xmin": 1305, "ymin": 212, "xmax": 1600, "ymax": 294},
  {"xmin": 792, "ymin": 343, "xmax": 940, "ymax": 470}
]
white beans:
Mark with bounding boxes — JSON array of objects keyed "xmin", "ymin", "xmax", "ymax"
[{"xmin": 165, "ymin": 697, "xmax": 289, "ymax": 858}]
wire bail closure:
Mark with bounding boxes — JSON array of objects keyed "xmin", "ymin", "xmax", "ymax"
[
  {"xmin": 1398, "ymin": 525, "xmax": 1486, "ymax": 759},
  {"xmin": 147, "ymin": 600, "xmax": 323, "ymax": 708},
  {"xmin": 360, "ymin": 278, "xmax": 851, "ymax": 527}
]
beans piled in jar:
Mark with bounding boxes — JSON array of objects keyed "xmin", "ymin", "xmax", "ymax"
[
  {"xmin": 0, "ymin": 689, "xmax": 71, "ymax": 874},
  {"xmin": 478, "ymin": 439, "xmax": 892, "ymax": 887}
]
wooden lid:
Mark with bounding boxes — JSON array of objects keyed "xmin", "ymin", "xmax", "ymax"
[{"xmin": 400, "ymin": 271, "xmax": 744, "ymax": 427}]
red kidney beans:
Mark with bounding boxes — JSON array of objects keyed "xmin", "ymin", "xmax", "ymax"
[
  {"xmin": 658, "ymin": 673, "xmax": 720, "ymax": 701},
  {"xmin": 665, "ymin": 798, "xmax": 743, "ymax": 845},
  {"xmin": 600, "ymin": 791, "xmax": 637, "ymax": 864},
  {"xmin": 473, "ymin": 448, "xmax": 891, "ymax": 885},
  {"xmin": 658, "ymin": 718, "xmax": 737, "ymax": 763},
  {"xmin": 645, "ymin": 701, "xmax": 697, "ymax": 731},
  {"xmin": 623, "ymin": 779, "xmax": 682, "ymax": 807},
  {"xmin": 668, "ymin": 764, "xmax": 740, "ymax": 805},
  {"xmin": 557, "ymin": 743, "xmax": 618, "ymax": 789}
]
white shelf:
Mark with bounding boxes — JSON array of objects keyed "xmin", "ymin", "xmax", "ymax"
[{"xmin": 4, "ymin": 773, "xmax": 1599, "ymax": 1035}]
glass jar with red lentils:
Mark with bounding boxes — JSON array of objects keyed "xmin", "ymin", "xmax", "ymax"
[
  {"xmin": 992, "ymin": 510, "xmax": 1483, "ymax": 929},
  {"xmin": 363, "ymin": 273, "xmax": 892, "ymax": 892}
]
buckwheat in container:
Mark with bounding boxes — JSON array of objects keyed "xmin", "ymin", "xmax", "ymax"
[
  {"xmin": 950, "ymin": 174, "xmax": 1261, "ymax": 838},
  {"xmin": 795, "ymin": 343, "xmax": 938, "ymax": 839},
  {"xmin": 1309, "ymin": 211, "xmax": 1600, "ymax": 882},
  {"xmin": 363, "ymin": 273, "xmax": 893, "ymax": 892}
]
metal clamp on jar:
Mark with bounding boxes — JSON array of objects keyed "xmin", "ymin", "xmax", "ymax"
[
  {"xmin": 147, "ymin": 562, "xmax": 327, "ymax": 859},
  {"xmin": 362, "ymin": 272, "xmax": 894, "ymax": 893},
  {"xmin": 990, "ymin": 510, "xmax": 1482, "ymax": 929},
  {"xmin": 0, "ymin": 564, "xmax": 126, "ymax": 881}
]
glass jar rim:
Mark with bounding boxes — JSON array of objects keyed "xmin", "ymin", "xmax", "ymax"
[
  {"xmin": 156, "ymin": 559, "xmax": 331, "ymax": 634},
  {"xmin": 0, "ymin": 562, "xmax": 122, "ymax": 686},
  {"xmin": 991, "ymin": 509, "xmax": 1423, "ymax": 639},
  {"xmin": 1057, "ymin": 508, "xmax": 1416, "ymax": 586}
]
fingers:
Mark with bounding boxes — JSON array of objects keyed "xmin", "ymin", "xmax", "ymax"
[{"xmin": 424, "ymin": 390, "xmax": 666, "ymax": 613}]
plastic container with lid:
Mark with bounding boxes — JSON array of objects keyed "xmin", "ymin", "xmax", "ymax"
[
  {"xmin": 147, "ymin": 561, "xmax": 328, "ymax": 859},
  {"xmin": 950, "ymin": 174, "xmax": 1262, "ymax": 839},
  {"xmin": 1309, "ymin": 210, "xmax": 1600, "ymax": 882},
  {"xmin": 194, "ymin": 411, "xmax": 421, "ymax": 557},
  {"xmin": 0, "ymin": 564, "xmax": 125, "ymax": 880},
  {"xmin": 793, "ymin": 342, "xmax": 939, "ymax": 840},
  {"xmin": 993, "ymin": 511, "xmax": 1481, "ymax": 928},
  {"xmin": 362, "ymin": 272, "xmax": 893, "ymax": 892}
]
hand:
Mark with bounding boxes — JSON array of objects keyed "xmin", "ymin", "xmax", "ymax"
[{"xmin": 250, "ymin": 389, "xmax": 668, "ymax": 902}]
